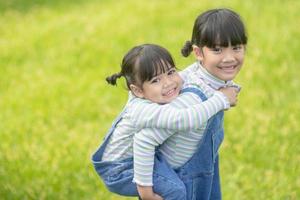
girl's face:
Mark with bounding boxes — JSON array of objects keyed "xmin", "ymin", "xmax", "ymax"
[
  {"xmin": 136, "ymin": 68, "xmax": 182, "ymax": 104},
  {"xmin": 194, "ymin": 44, "xmax": 245, "ymax": 81}
]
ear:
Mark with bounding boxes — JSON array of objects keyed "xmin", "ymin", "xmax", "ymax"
[
  {"xmin": 129, "ymin": 84, "xmax": 144, "ymax": 98},
  {"xmin": 192, "ymin": 45, "xmax": 204, "ymax": 61}
]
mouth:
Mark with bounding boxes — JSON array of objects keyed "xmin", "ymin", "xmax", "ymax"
[
  {"xmin": 163, "ymin": 87, "xmax": 178, "ymax": 97},
  {"xmin": 218, "ymin": 64, "xmax": 238, "ymax": 73}
]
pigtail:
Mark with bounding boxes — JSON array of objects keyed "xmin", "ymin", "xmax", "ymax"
[
  {"xmin": 106, "ymin": 72, "xmax": 122, "ymax": 85},
  {"xmin": 181, "ymin": 40, "xmax": 193, "ymax": 57}
]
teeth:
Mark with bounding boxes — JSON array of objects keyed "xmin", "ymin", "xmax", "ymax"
[
  {"xmin": 222, "ymin": 66, "xmax": 235, "ymax": 69},
  {"xmin": 165, "ymin": 89, "xmax": 175, "ymax": 96},
  {"xmin": 167, "ymin": 89, "xmax": 174, "ymax": 95},
  {"xmin": 225, "ymin": 66, "xmax": 233, "ymax": 68}
]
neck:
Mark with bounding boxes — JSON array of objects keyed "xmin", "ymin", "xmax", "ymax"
[{"xmin": 197, "ymin": 62, "xmax": 231, "ymax": 90}]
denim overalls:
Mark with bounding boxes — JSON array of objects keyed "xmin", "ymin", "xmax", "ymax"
[
  {"xmin": 92, "ymin": 87, "xmax": 224, "ymax": 200},
  {"xmin": 92, "ymin": 107, "xmax": 186, "ymax": 200},
  {"xmin": 176, "ymin": 87, "xmax": 224, "ymax": 200}
]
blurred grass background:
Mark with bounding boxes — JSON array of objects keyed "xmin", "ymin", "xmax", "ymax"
[{"xmin": 0, "ymin": 0, "xmax": 299, "ymax": 199}]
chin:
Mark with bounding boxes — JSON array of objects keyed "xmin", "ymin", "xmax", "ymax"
[
  {"xmin": 220, "ymin": 74, "xmax": 238, "ymax": 81},
  {"xmin": 218, "ymin": 68, "xmax": 241, "ymax": 81}
]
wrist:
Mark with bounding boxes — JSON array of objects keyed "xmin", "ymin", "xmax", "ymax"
[
  {"xmin": 137, "ymin": 185, "xmax": 155, "ymax": 199},
  {"xmin": 214, "ymin": 91, "xmax": 230, "ymax": 109}
]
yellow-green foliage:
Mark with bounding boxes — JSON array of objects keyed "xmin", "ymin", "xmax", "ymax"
[{"xmin": 0, "ymin": 0, "xmax": 299, "ymax": 199}]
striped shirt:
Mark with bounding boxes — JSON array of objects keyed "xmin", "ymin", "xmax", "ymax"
[{"xmin": 102, "ymin": 62, "xmax": 239, "ymax": 186}]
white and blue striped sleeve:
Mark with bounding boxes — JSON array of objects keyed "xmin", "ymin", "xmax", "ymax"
[
  {"xmin": 130, "ymin": 92, "xmax": 229, "ymax": 131},
  {"xmin": 133, "ymin": 128, "xmax": 173, "ymax": 186}
]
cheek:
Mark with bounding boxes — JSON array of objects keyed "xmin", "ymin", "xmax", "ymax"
[
  {"xmin": 175, "ymin": 75, "xmax": 183, "ymax": 85},
  {"xmin": 238, "ymin": 52, "xmax": 245, "ymax": 61},
  {"xmin": 203, "ymin": 56, "xmax": 219, "ymax": 67},
  {"xmin": 204, "ymin": 61, "xmax": 219, "ymax": 71}
]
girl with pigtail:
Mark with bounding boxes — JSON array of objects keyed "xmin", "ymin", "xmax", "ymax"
[
  {"xmin": 166, "ymin": 8, "xmax": 247, "ymax": 199},
  {"xmin": 92, "ymin": 42, "xmax": 239, "ymax": 199},
  {"xmin": 92, "ymin": 6, "xmax": 248, "ymax": 200}
]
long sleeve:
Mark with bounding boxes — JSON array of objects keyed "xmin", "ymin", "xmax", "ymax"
[
  {"xmin": 132, "ymin": 91, "xmax": 228, "ymax": 186},
  {"xmin": 133, "ymin": 128, "xmax": 173, "ymax": 186},
  {"xmin": 130, "ymin": 91, "xmax": 229, "ymax": 131}
]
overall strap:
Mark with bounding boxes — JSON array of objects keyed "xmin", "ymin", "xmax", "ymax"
[
  {"xmin": 92, "ymin": 106, "xmax": 128, "ymax": 163},
  {"xmin": 102, "ymin": 106, "xmax": 128, "ymax": 145},
  {"xmin": 180, "ymin": 87, "xmax": 208, "ymax": 101}
]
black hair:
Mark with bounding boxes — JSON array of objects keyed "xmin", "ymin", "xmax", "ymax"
[
  {"xmin": 181, "ymin": 8, "xmax": 248, "ymax": 57},
  {"xmin": 106, "ymin": 44, "xmax": 175, "ymax": 89}
]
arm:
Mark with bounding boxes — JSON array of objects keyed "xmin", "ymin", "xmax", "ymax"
[
  {"xmin": 130, "ymin": 91, "xmax": 229, "ymax": 131},
  {"xmin": 133, "ymin": 128, "xmax": 173, "ymax": 196}
]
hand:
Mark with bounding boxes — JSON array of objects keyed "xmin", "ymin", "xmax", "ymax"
[
  {"xmin": 144, "ymin": 193, "xmax": 163, "ymax": 200},
  {"xmin": 219, "ymin": 86, "xmax": 239, "ymax": 107},
  {"xmin": 137, "ymin": 185, "xmax": 164, "ymax": 200}
]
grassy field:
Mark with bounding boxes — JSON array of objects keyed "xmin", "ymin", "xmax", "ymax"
[{"xmin": 1, "ymin": 0, "xmax": 299, "ymax": 199}]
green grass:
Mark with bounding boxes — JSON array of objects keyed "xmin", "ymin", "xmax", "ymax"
[{"xmin": 1, "ymin": 0, "xmax": 299, "ymax": 199}]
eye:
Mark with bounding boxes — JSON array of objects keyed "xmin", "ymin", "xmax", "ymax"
[
  {"xmin": 233, "ymin": 45, "xmax": 242, "ymax": 51},
  {"xmin": 167, "ymin": 68, "xmax": 176, "ymax": 75},
  {"xmin": 211, "ymin": 47, "xmax": 222, "ymax": 53},
  {"xmin": 150, "ymin": 77, "xmax": 160, "ymax": 84}
]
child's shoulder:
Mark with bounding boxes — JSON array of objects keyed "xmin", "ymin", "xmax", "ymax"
[
  {"xmin": 179, "ymin": 62, "xmax": 199, "ymax": 81},
  {"xmin": 127, "ymin": 96, "xmax": 155, "ymax": 112}
]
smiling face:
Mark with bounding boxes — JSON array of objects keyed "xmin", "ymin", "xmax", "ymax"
[
  {"xmin": 194, "ymin": 44, "xmax": 245, "ymax": 81},
  {"xmin": 126, "ymin": 44, "xmax": 182, "ymax": 104},
  {"xmin": 138, "ymin": 67, "xmax": 182, "ymax": 104}
]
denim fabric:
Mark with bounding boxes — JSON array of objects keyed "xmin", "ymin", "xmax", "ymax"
[
  {"xmin": 92, "ymin": 87, "xmax": 224, "ymax": 200},
  {"xmin": 91, "ymin": 109, "xmax": 186, "ymax": 200},
  {"xmin": 177, "ymin": 87, "xmax": 224, "ymax": 200}
]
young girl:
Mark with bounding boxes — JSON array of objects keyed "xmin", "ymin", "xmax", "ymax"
[
  {"xmin": 91, "ymin": 44, "xmax": 238, "ymax": 200},
  {"xmin": 132, "ymin": 8, "xmax": 248, "ymax": 199}
]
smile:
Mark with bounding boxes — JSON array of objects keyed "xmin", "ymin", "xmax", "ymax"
[
  {"xmin": 218, "ymin": 65, "xmax": 238, "ymax": 72},
  {"xmin": 163, "ymin": 88, "xmax": 177, "ymax": 97}
]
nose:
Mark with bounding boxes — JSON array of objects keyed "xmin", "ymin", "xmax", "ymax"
[
  {"xmin": 222, "ymin": 50, "xmax": 235, "ymax": 62},
  {"xmin": 162, "ymin": 76, "xmax": 173, "ymax": 88}
]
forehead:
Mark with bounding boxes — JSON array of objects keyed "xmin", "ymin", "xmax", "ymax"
[
  {"xmin": 136, "ymin": 58, "xmax": 175, "ymax": 85},
  {"xmin": 153, "ymin": 60, "xmax": 173, "ymax": 73},
  {"xmin": 206, "ymin": 35, "xmax": 244, "ymax": 48},
  {"xmin": 211, "ymin": 42, "xmax": 245, "ymax": 47},
  {"xmin": 200, "ymin": 19, "xmax": 246, "ymax": 47}
]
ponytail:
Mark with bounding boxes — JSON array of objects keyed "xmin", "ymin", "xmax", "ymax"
[
  {"xmin": 181, "ymin": 40, "xmax": 193, "ymax": 57},
  {"xmin": 106, "ymin": 72, "xmax": 122, "ymax": 85}
]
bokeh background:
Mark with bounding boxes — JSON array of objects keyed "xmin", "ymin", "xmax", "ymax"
[{"xmin": 1, "ymin": 0, "xmax": 299, "ymax": 199}]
